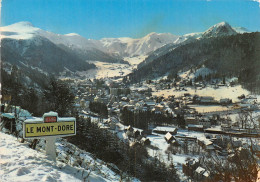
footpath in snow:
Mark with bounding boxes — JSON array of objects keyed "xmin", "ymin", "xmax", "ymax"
[{"xmin": 0, "ymin": 132, "xmax": 111, "ymax": 182}]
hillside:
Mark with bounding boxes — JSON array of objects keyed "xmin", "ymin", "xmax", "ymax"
[
  {"xmin": 128, "ymin": 32, "xmax": 260, "ymax": 91},
  {"xmin": 0, "ymin": 132, "xmax": 128, "ymax": 182},
  {"xmin": 1, "ymin": 37, "xmax": 96, "ymax": 74},
  {"xmin": 138, "ymin": 22, "xmax": 243, "ymax": 69}
]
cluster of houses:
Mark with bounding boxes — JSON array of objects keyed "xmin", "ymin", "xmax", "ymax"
[
  {"xmin": 157, "ymin": 124, "xmax": 257, "ymax": 157},
  {"xmin": 124, "ymin": 125, "xmax": 151, "ymax": 146},
  {"xmin": 73, "ymin": 78, "xmax": 260, "ymax": 139},
  {"xmin": 182, "ymin": 158, "xmax": 210, "ymax": 181}
]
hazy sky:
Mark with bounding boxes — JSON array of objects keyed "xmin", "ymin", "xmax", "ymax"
[{"xmin": 1, "ymin": 0, "xmax": 260, "ymax": 39}]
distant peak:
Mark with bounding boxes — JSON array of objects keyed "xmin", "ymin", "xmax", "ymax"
[
  {"xmin": 14, "ymin": 21, "xmax": 34, "ymax": 27},
  {"xmin": 202, "ymin": 21, "xmax": 237, "ymax": 38},
  {"xmin": 210, "ymin": 22, "xmax": 232, "ymax": 29},
  {"xmin": 65, "ymin": 33, "xmax": 81, "ymax": 36},
  {"xmin": 217, "ymin": 21, "xmax": 229, "ymax": 26},
  {"xmin": 147, "ymin": 32, "xmax": 157, "ymax": 36}
]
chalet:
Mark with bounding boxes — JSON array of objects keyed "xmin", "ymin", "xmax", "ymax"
[
  {"xmin": 126, "ymin": 125, "xmax": 134, "ymax": 132},
  {"xmin": 104, "ymin": 118, "xmax": 117, "ymax": 130},
  {"xmin": 198, "ymin": 137, "xmax": 215, "ymax": 151},
  {"xmin": 133, "ymin": 130, "xmax": 141, "ymax": 138},
  {"xmin": 145, "ymin": 101, "xmax": 156, "ymax": 107},
  {"xmin": 199, "ymin": 96, "xmax": 217, "ymax": 104},
  {"xmin": 164, "ymin": 132, "xmax": 175, "ymax": 143},
  {"xmin": 188, "ymin": 124, "xmax": 204, "ymax": 132},
  {"xmin": 220, "ymin": 98, "xmax": 232, "ymax": 105},
  {"xmin": 94, "ymin": 95, "xmax": 101, "ymax": 102},
  {"xmin": 153, "ymin": 126, "xmax": 178, "ymax": 135},
  {"xmin": 80, "ymin": 99, "xmax": 86, "ymax": 108},
  {"xmin": 123, "ymin": 105, "xmax": 135, "ymax": 111},
  {"xmin": 194, "ymin": 167, "xmax": 210, "ymax": 181},
  {"xmin": 125, "ymin": 130, "xmax": 134, "ymax": 138},
  {"xmin": 89, "ymin": 87, "xmax": 98, "ymax": 95},
  {"xmin": 129, "ymin": 141, "xmax": 142, "ymax": 148},
  {"xmin": 141, "ymin": 137, "xmax": 151, "ymax": 146},
  {"xmin": 182, "ymin": 158, "xmax": 199, "ymax": 177},
  {"xmin": 205, "ymin": 127, "xmax": 225, "ymax": 134},
  {"xmin": 153, "ymin": 104, "xmax": 165, "ymax": 112},
  {"xmin": 199, "ymin": 118, "xmax": 211, "ymax": 128},
  {"xmin": 185, "ymin": 117, "xmax": 198, "ymax": 125},
  {"xmin": 175, "ymin": 135, "xmax": 197, "ymax": 141}
]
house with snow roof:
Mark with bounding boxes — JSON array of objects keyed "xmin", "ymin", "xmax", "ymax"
[{"xmin": 153, "ymin": 126, "xmax": 178, "ymax": 135}]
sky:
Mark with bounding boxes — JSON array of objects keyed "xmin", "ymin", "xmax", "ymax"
[{"xmin": 1, "ymin": 0, "xmax": 260, "ymax": 39}]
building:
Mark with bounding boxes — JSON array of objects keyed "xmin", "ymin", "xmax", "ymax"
[
  {"xmin": 199, "ymin": 96, "xmax": 217, "ymax": 104},
  {"xmin": 188, "ymin": 124, "xmax": 204, "ymax": 132},
  {"xmin": 199, "ymin": 118, "xmax": 211, "ymax": 128},
  {"xmin": 141, "ymin": 137, "xmax": 151, "ymax": 146},
  {"xmin": 220, "ymin": 98, "xmax": 232, "ymax": 105},
  {"xmin": 153, "ymin": 126, "xmax": 178, "ymax": 135},
  {"xmin": 185, "ymin": 117, "xmax": 199, "ymax": 125},
  {"xmin": 182, "ymin": 158, "xmax": 199, "ymax": 177},
  {"xmin": 194, "ymin": 167, "xmax": 210, "ymax": 181},
  {"xmin": 165, "ymin": 132, "xmax": 175, "ymax": 143}
]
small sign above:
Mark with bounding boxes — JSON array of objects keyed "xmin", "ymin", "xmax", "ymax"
[{"xmin": 44, "ymin": 116, "xmax": 57, "ymax": 123}]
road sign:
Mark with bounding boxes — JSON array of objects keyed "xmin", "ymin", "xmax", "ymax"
[
  {"xmin": 23, "ymin": 111, "xmax": 76, "ymax": 161},
  {"xmin": 24, "ymin": 121, "xmax": 75, "ymax": 138},
  {"xmin": 23, "ymin": 112, "xmax": 76, "ymax": 139}
]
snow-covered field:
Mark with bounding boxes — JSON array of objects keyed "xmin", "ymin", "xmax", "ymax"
[
  {"xmin": 124, "ymin": 55, "xmax": 148, "ymax": 68},
  {"xmin": 189, "ymin": 105, "xmax": 232, "ymax": 113},
  {"xmin": 153, "ymin": 85, "xmax": 250, "ymax": 102},
  {"xmin": 73, "ymin": 56, "xmax": 147, "ymax": 79},
  {"xmin": 76, "ymin": 61, "xmax": 132, "ymax": 79}
]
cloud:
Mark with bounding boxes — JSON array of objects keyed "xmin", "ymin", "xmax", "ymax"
[{"xmin": 252, "ymin": 0, "xmax": 260, "ymax": 7}]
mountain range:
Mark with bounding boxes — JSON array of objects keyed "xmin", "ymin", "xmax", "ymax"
[{"xmin": 1, "ymin": 21, "xmax": 254, "ymax": 85}]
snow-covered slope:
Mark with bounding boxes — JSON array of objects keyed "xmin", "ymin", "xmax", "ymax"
[
  {"xmin": 0, "ymin": 130, "xmax": 140, "ymax": 182},
  {"xmin": 202, "ymin": 22, "xmax": 237, "ymax": 38},
  {"xmin": 0, "ymin": 22, "xmax": 39, "ymax": 39},
  {"xmin": 173, "ymin": 32, "xmax": 202, "ymax": 44},
  {"xmin": 101, "ymin": 32, "xmax": 180, "ymax": 57},
  {"xmin": 234, "ymin": 27, "xmax": 251, "ymax": 34},
  {"xmin": 0, "ymin": 132, "xmax": 113, "ymax": 182}
]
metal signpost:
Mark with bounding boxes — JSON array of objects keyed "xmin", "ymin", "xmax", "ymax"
[{"xmin": 23, "ymin": 111, "xmax": 76, "ymax": 161}]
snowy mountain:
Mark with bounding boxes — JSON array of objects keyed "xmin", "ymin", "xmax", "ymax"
[
  {"xmin": 1, "ymin": 22, "xmax": 180, "ymax": 59},
  {"xmin": 138, "ymin": 22, "xmax": 245, "ymax": 69},
  {"xmin": 101, "ymin": 32, "xmax": 180, "ymax": 57},
  {"xmin": 1, "ymin": 22, "xmax": 123, "ymax": 63},
  {"xmin": 202, "ymin": 22, "xmax": 237, "ymax": 38}
]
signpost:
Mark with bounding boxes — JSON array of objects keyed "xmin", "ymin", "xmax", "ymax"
[{"xmin": 23, "ymin": 111, "xmax": 76, "ymax": 161}]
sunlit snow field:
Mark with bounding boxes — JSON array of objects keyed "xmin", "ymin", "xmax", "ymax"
[{"xmin": 153, "ymin": 85, "xmax": 250, "ymax": 102}]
